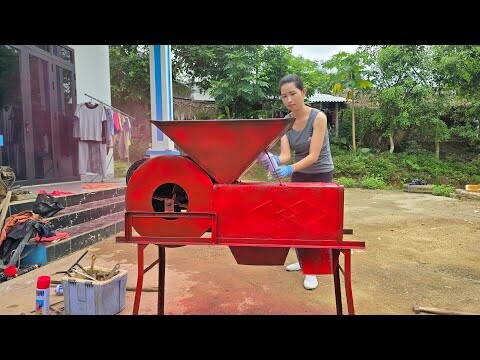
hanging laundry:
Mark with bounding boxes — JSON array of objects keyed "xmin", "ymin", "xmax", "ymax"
[
  {"xmin": 104, "ymin": 106, "xmax": 115, "ymax": 136},
  {"xmin": 74, "ymin": 102, "xmax": 106, "ymax": 142},
  {"xmin": 112, "ymin": 111, "xmax": 122, "ymax": 133},
  {"xmin": 117, "ymin": 123, "xmax": 129, "ymax": 159},
  {"xmin": 74, "ymin": 102, "xmax": 108, "ymax": 177},
  {"xmin": 79, "ymin": 95, "xmax": 135, "ymax": 177}
]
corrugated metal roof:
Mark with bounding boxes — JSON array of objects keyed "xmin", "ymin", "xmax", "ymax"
[{"xmin": 307, "ymin": 93, "xmax": 346, "ymax": 103}]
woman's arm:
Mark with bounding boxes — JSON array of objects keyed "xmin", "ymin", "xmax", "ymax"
[{"xmin": 290, "ymin": 111, "xmax": 327, "ymax": 172}]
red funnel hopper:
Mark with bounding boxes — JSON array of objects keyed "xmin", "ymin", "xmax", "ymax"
[{"xmin": 151, "ymin": 118, "xmax": 294, "ymax": 183}]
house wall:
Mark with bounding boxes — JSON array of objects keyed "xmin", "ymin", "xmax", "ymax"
[
  {"xmin": 68, "ymin": 45, "xmax": 112, "ymax": 105},
  {"xmin": 68, "ymin": 45, "xmax": 114, "ymax": 177}
]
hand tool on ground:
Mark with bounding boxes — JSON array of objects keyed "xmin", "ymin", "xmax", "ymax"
[
  {"xmin": 90, "ymin": 255, "xmax": 96, "ymax": 275},
  {"xmin": 412, "ymin": 303, "xmax": 480, "ymax": 315},
  {"xmin": 104, "ymin": 264, "xmax": 120, "ymax": 280},
  {"xmin": 70, "ymin": 267, "xmax": 96, "ymax": 281},
  {"xmin": 73, "ymin": 262, "xmax": 94, "ymax": 278},
  {"xmin": 53, "ymin": 250, "xmax": 89, "ymax": 278},
  {"xmin": 67, "ymin": 250, "xmax": 89, "ymax": 272}
]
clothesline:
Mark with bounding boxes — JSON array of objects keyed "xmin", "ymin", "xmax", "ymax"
[
  {"xmin": 80, "ymin": 93, "xmax": 133, "ymax": 183},
  {"xmin": 84, "ymin": 93, "xmax": 136, "ymax": 120}
]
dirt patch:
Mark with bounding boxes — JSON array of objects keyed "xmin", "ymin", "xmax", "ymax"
[{"xmin": 343, "ymin": 189, "xmax": 480, "ymax": 314}]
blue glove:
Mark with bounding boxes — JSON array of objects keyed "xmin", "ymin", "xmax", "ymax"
[
  {"xmin": 274, "ymin": 165, "xmax": 294, "ymax": 178},
  {"xmin": 261, "ymin": 154, "xmax": 280, "ymax": 169}
]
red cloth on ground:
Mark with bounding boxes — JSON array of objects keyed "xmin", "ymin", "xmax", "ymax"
[
  {"xmin": 82, "ymin": 183, "xmax": 118, "ymax": 189},
  {"xmin": 38, "ymin": 190, "xmax": 76, "ymax": 196},
  {"xmin": 35, "ymin": 232, "xmax": 69, "ymax": 242}
]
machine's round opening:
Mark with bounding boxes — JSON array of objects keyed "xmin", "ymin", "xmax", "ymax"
[{"xmin": 151, "ymin": 183, "xmax": 189, "ymax": 220}]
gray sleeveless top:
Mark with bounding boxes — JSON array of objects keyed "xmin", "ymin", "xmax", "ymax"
[{"xmin": 286, "ymin": 108, "xmax": 334, "ymax": 174}]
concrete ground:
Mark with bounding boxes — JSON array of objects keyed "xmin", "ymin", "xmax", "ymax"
[
  {"xmin": 0, "ymin": 237, "xmax": 345, "ymax": 315},
  {"xmin": 1, "ymin": 187, "xmax": 479, "ymax": 315}
]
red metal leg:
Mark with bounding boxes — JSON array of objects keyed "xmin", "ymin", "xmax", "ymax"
[
  {"xmin": 158, "ymin": 245, "xmax": 166, "ymax": 315},
  {"xmin": 332, "ymin": 250, "xmax": 343, "ymax": 315},
  {"xmin": 342, "ymin": 249, "xmax": 355, "ymax": 315},
  {"xmin": 133, "ymin": 244, "xmax": 148, "ymax": 315}
]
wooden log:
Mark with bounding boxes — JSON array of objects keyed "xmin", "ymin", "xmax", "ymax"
[
  {"xmin": 413, "ymin": 303, "xmax": 480, "ymax": 315},
  {"xmin": 0, "ymin": 190, "xmax": 12, "ymax": 231}
]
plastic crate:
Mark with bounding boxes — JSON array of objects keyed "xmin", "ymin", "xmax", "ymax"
[{"xmin": 62, "ymin": 267, "xmax": 127, "ymax": 315}]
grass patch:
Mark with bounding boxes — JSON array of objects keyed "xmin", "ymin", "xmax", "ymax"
[
  {"xmin": 114, "ymin": 160, "xmax": 129, "ymax": 178},
  {"xmin": 432, "ymin": 184, "xmax": 455, "ymax": 197},
  {"xmin": 241, "ymin": 162, "xmax": 274, "ymax": 182}
]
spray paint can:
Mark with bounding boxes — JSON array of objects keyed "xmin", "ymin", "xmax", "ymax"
[{"xmin": 35, "ymin": 276, "xmax": 51, "ymax": 315}]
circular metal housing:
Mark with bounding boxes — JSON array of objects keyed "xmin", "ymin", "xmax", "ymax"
[{"xmin": 126, "ymin": 155, "xmax": 213, "ymax": 237}]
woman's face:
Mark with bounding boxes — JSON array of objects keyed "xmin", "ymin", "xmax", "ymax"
[{"xmin": 280, "ymin": 82, "xmax": 306, "ymax": 111}]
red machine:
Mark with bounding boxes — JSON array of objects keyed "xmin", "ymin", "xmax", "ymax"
[{"xmin": 116, "ymin": 118, "xmax": 365, "ymax": 315}]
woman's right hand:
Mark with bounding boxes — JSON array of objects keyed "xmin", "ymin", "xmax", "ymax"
[{"xmin": 274, "ymin": 165, "xmax": 294, "ymax": 178}]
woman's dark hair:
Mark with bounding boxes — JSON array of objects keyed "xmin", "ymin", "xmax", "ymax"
[{"xmin": 279, "ymin": 74, "xmax": 304, "ymax": 91}]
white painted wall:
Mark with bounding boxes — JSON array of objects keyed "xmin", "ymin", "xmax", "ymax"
[
  {"xmin": 69, "ymin": 45, "xmax": 111, "ymax": 105},
  {"xmin": 68, "ymin": 45, "xmax": 114, "ymax": 177}
]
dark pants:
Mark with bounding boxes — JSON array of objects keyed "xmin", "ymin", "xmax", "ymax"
[
  {"xmin": 291, "ymin": 170, "xmax": 333, "ymax": 183},
  {"xmin": 290, "ymin": 170, "xmax": 334, "ymax": 273}
]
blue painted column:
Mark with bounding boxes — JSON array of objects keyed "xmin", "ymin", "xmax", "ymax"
[{"xmin": 146, "ymin": 45, "xmax": 180, "ymax": 156}]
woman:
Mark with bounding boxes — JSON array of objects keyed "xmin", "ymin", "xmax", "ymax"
[{"xmin": 263, "ymin": 74, "xmax": 334, "ymax": 290}]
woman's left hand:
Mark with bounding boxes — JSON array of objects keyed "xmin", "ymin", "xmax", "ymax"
[
  {"xmin": 274, "ymin": 165, "xmax": 294, "ymax": 178},
  {"xmin": 261, "ymin": 154, "xmax": 280, "ymax": 169}
]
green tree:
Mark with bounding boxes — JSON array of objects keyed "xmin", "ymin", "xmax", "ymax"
[
  {"xmin": 431, "ymin": 45, "xmax": 480, "ymax": 98},
  {"xmin": 109, "ymin": 45, "xmax": 150, "ymax": 107},
  {"xmin": 431, "ymin": 45, "xmax": 480, "ymax": 146},
  {"xmin": 362, "ymin": 45, "xmax": 452, "ymax": 157},
  {"xmin": 365, "ymin": 45, "xmax": 434, "ymax": 90},
  {"xmin": 109, "ymin": 45, "xmax": 151, "ymax": 161},
  {"xmin": 172, "ymin": 45, "xmax": 327, "ymax": 118},
  {"xmin": 323, "ymin": 51, "xmax": 373, "ymax": 151},
  {"xmin": 208, "ymin": 46, "xmax": 268, "ymax": 118},
  {"xmin": 172, "ymin": 45, "xmax": 265, "ymax": 117},
  {"xmin": 259, "ymin": 45, "xmax": 297, "ymax": 116}
]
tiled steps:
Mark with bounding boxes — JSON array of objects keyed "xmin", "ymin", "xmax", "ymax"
[
  {"xmin": 9, "ymin": 187, "xmax": 126, "ymax": 214},
  {"xmin": 21, "ymin": 212, "xmax": 125, "ymax": 266},
  {"xmin": 9, "ymin": 186, "xmax": 126, "ymax": 266},
  {"xmin": 47, "ymin": 196, "xmax": 125, "ymax": 230}
]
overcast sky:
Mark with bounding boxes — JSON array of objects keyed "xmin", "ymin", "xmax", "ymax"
[{"xmin": 291, "ymin": 45, "xmax": 358, "ymax": 63}]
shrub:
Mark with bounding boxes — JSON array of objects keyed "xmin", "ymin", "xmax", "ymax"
[
  {"xmin": 333, "ymin": 152, "xmax": 367, "ymax": 178},
  {"xmin": 361, "ymin": 175, "xmax": 387, "ymax": 189},
  {"xmin": 431, "ymin": 184, "xmax": 455, "ymax": 197},
  {"xmin": 334, "ymin": 177, "xmax": 357, "ymax": 188}
]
